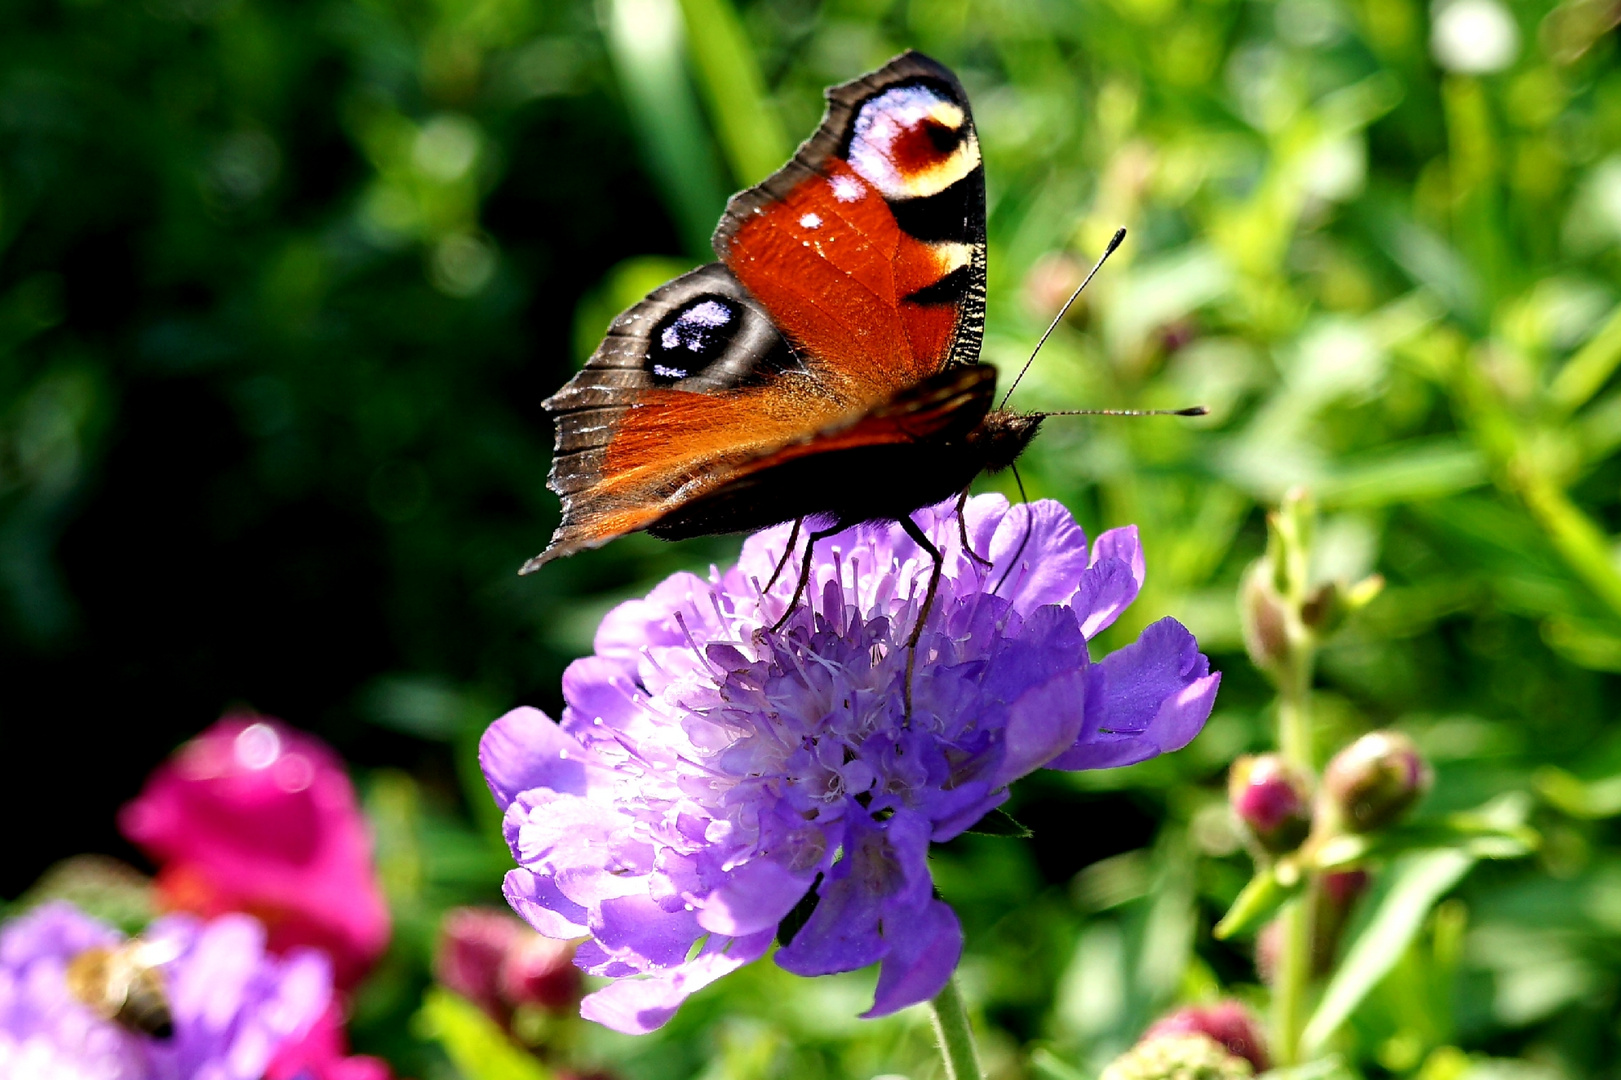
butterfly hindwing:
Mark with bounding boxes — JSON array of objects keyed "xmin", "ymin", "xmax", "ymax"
[{"xmin": 531, "ymin": 51, "xmax": 990, "ymax": 570}]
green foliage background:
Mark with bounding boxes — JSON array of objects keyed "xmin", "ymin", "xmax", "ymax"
[{"xmin": 3, "ymin": 0, "xmax": 1621, "ymax": 1076}]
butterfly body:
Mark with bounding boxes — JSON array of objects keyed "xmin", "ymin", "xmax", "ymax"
[{"xmin": 529, "ymin": 51, "xmax": 1028, "ymax": 574}]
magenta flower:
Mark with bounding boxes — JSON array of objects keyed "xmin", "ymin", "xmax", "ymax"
[
  {"xmin": 119, "ymin": 716, "xmax": 391, "ymax": 989},
  {"xmin": 481, "ymin": 497, "xmax": 1219, "ymax": 1034},
  {"xmin": 265, "ymin": 1002, "xmax": 395, "ymax": 1080},
  {"xmin": 0, "ymin": 901, "xmax": 330, "ymax": 1080}
]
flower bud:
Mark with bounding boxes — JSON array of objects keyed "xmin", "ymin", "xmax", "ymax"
[
  {"xmin": 1255, "ymin": 920, "xmax": 1280, "ymax": 985},
  {"xmin": 1228, "ymin": 754, "xmax": 1313, "ymax": 853},
  {"xmin": 436, "ymin": 907, "xmax": 581, "ymax": 1023},
  {"xmin": 1322, "ymin": 867, "xmax": 1370, "ymax": 908},
  {"xmin": 1143, "ymin": 1002, "xmax": 1269, "ymax": 1072},
  {"xmin": 1099, "ymin": 1035, "xmax": 1253, "ymax": 1080},
  {"xmin": 1323, "ymin": 731, "xmax": 1432, "ymax": 832},
  {"xmin": 1240, "ymin": 563, "xmax": 1292, "ymax": 676},
  {"xmin": 436, "ymin": 908, "xmax": 516, "ymax": 1020},
  {"xmin": 500, "ymin": 931, "xmax": 581, "ymax": 1012}
]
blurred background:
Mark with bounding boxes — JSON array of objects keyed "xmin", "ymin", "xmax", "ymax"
[{"xmin": 3, "ymin": 0, "xmax": 1621, "ymax": 1074}]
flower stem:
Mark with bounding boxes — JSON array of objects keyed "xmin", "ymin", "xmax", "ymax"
[
  {"xmin": 1272, "ymin": 640, "xmax": 1316, "ymax": 1066},
  {"xmin": 929, "ymin": 976, "xmax": 983, "ymax": 1080}
]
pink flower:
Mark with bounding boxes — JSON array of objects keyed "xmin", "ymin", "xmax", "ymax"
[
  {"xmin": 1144, "ymin": 1001, "xmax": 1269, "ymax": 1072},
  {"xmin": 119, "ymin": 715, "xmax": 390, "ymax": 988},
  {"xmin": 266, "ymin": 1003, "xmax": 395, "ymax": 1080}
]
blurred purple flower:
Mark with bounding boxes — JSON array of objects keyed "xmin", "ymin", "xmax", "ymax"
[
  {"xmin": 0, "ymin": 901, "xmax": 330, "ymax": 1080},
  {"xmin": 482, "ymin": 497, "xmax": 1219, "ymax": 1034},
  {"xmin": 119, "ymin": 716, "xmax": 390, "ymax": 989}
]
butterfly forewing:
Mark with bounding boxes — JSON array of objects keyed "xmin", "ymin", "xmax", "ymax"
[
  {"xmin": 713, "ymin": 51, "xmax": 987, "ymax": 396},
  {"xmin": 530, "ymin": 51, "xmax": 991, "ymax": 571}
]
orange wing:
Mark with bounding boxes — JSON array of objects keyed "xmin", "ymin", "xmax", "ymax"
[{"xmin": 529, "ymin": 52, "xmax": 988, "ymax": 570}]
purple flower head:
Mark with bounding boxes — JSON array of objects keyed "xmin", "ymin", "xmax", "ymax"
[
  {"xmin": 0, "ymin": 901, "xmax": 331, "ymax": 1080},
  {"xmin": 482, "ymin": 496, "xmax": 1219, "ymax": 1035}
]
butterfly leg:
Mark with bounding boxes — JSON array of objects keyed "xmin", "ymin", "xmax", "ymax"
[
  {"xmin": 954, "ymin": 488, "xmax": 993, "ymax": 567},
  {"xmin": 992, "ymin": 464, "xmax": 1037, "ymax": 594},
  {"xmin": 764, "ymin": 517, "xmax": 803, "ymax": 593},
  {"xmin": 897, "ymin": 514, "xmax": 945, "ymax": 718},
  {"xmin": 770, "ymin": 523, "xmax": 841, "ymax": 633}
]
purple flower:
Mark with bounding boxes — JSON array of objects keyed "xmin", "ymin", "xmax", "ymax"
[
  {"xmin": 482, "ymin": 497, "xmax": 1219, "ymax": 1034},
  {"xmin": 0, "ymin": 901, "xmax": 331, "ymax": 1079}
]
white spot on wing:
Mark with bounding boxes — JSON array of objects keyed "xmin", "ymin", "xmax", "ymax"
[
  {"xmin": 799, "ymin": 212, "xmax": 823, "ymax": 229},
  {"xmin": 830, "ymin": 174, "xmax": 863, "ymax": 202}
]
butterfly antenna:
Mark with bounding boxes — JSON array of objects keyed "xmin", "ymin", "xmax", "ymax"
[
  {"xmin": 1036, "ymin": 405, "xmax": 1209, "ymax": 417},
  {"xmin": 999, "ymin": 227, "xmax": 1128, "ymax": 411}
]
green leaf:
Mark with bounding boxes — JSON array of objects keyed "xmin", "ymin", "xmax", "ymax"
[
  {"xmin": 1549, "ymin": 302, "xmax": 1621, "ymax": 413},
  {"xmin": 1261, "ymin": 1054, "xmax": 1360, "ymax": 1080},
  {"xmin": 1029, "ymin": 1047, "xmax": 1089, "ymax": 1080},
  {"xmin": 414, "ymin": 988, "xmax": 553, "ymax": 1080},
  {"xmin": 677, "ymin": 0, "xmax": 790, "ymax": 186},
  {"xmin": 1300, "ymin": 849, "xmax": 1474, "ymax": 1055},
  {"xmin": 1213, "ymin": 864, "xmax": 1302, "ymax": 940},
  {"xmin": 1534, "ymin": 765, "xmax": 1621, "ymax": 818},
  {"xmin": 965, "ymin": 807, "xmax": 1035, "ymax": 837},
  {"xmin": 602, "ymin": 0, "xmax": 728, "ymax": 258}
]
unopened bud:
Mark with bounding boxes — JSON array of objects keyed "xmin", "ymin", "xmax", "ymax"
[
  {"xmin": 436, "ymin": 907, "xmax": 581, "ymax": 1023},
  {"xmin": 1324, "ymin": 731, "xmax": 1432, "ymax": 832},
  {"xmin": 436, "ymin": 908, "xmax": 518, "ymax": 1019},
  {"xmin": 1311, "ymin": 868, "xmax": 1372, "ymax": 972},
  {"xmin": 1100, "ymin": 1035, "xmax": 1254, "ymax": 1080},
  {"xmin": 1299, "ymin": 582, "xmax": 1340, "ymax": 632},
  {"xmin": 1144, "ymin": 1002, "xmax": 1269, "ymax": 1072},
  {"xmin": 1255, "ymin": 920, "xmax": 1280, "ymax": 985},
  {"xmin": 500, "ymin": 932, "xmax": 581, "ymax": 1011},
  {"xmin": 1322, "ymin": 868, "xmax": 1370, "ymax": 908},
  {"xmin": 1240, "ymin": 563, "xmax": 1292, "ymax": 676},
  {"xmin": 1229, "ymin": 754, "xmax": 1313, "ymax": 853}
]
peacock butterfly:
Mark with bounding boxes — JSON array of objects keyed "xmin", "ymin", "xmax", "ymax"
[{"xmin": 530, "ymin": 51, "xmax": 1132, "ymax": 635}]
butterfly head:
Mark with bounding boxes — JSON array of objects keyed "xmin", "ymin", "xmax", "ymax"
[{"xmin": 971, "ymin": 410, "xmax": 1044, "ymax": 474}]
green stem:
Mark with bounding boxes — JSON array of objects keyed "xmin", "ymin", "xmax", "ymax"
[
  {"xmin": 1273, "ymin": 873, "xmax": 1319, "ymax": 1067},
  {"xmin": 929, "ymin": 976, "xmax": 982, "ymax": 1080},
  {"xmin": 1272, "ymin": 637, "xmax": 1317, "ymax": 1066}
]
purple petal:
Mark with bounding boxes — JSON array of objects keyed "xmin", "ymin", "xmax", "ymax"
[
  {"xmin": 578, "ymin": 931, "xmax": 773, "ymax": 1034},
  {"xmin": 480, "ymin": 706, "xmax": 602, "ymax": 810},
  {"xmin": 926, "ymin": 783, "xmax": 1007, "ymax": 843},
  {"xmin": 695, "ymin": 857, "xmax": 817, "ymax": 937},
  {"xmin": 775, "ymin": 812, "xmax": 932, "ymax": 977},
  {"xmin": 989, "ymin": 666, "xmax": 1091, "ymax": 788},
  {"xmin": 1072, "ymin": 558, "xmax": 1140, "ymax": 639},
  {"xmin": 0, "ymin": 901, "xmax": 120, "ymax": 965},
  {"xmin": 863, "ymin": 899, "xmax": 962, "ymax": 1018},
  {"xmin": 560, "ymin": 654, "xmax": 649, "ymax": 738},
  {"xmin": 504, "ymin": 867, "xmax": 590, "ymax": 938},
  {"xmin": 573, "ymin": 939, "xmax": 640, "ymax": 977},
  {"xmin": 1048, "ymin": 618, "xmax": 1219, "ymax": 770},
  {"xmin": 737, "ymin": 520, "xmax": 805, "ymax": 586},
  {"xmin": 1070, "ymin": 525, "xmax": 1145, "ymax": 638},
  {"xmin": 1092, "ymin": 525, "xmax": 1145, "ymax": 581},
  {"xmin": 985, "ymin": 501, "xmax": 1093, "ymax": 612},
  {"xmin": 593, "ymin": 894, "xmax": 703, "ymax": 968},
  {"xmin": 592, "ymin": 572, "xmax": 713, "ymax": 657}
]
